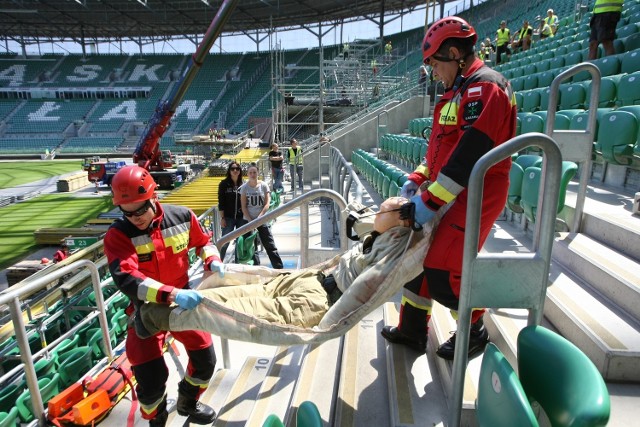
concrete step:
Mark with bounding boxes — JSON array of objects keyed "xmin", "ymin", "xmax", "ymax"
[
  {"xmin": 553, "ymin": 232, "xmax": 640, "ymax": 322},
  {"xmin": 286, "ymin": 338, "xmax": 343, "ymax": 426},
  {"xmin": 544, "ymin": 265, "xmax": 640, "ymax": 382},
  {"xmin": 212, "ymin": 355, "xmax": 274, "ymax": 425},
  {"xmin": 429, "ymin": 302, "xmax": 482, "ymax": 427},
  {"xmin": 382, "ymin": 303, "xmax": 448, "ymax": 427},
  {"xmin": 245, "ymin": 345, "xmax": 307, "ymax": 425},
  {"xmin": 333, "ymin": 305, "xmax": 392, "ymax": 426}
]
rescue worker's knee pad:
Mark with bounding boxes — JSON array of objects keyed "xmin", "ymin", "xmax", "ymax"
[
  {"xmin": 133, "ymin": 357, "xmax": 169, "ymax": 404},
  {"xmin": 424, "ymin": 267, "xmax": 459, "ymax": 311},
  {"xmin": 187, "ymin": 345, "xmax": 216, "ymax": 379}
]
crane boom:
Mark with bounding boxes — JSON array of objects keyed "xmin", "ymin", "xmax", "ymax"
[{"xmin": 133, "ymin": 0, "xmax": 240, "ymax": 170}]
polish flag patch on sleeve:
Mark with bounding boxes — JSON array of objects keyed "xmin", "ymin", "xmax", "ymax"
[{"xmin": 468, "ymin": 87, "xmax": 482, "ymax": 97}]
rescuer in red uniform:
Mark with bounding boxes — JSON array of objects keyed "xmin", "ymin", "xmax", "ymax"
[
  {"xmin": 104, "ymin": 165, "xmax": 225, "ymax": 426},
  {"xmin": 381, "ymin": 16, "xmax": 516, "ymax": 360}
]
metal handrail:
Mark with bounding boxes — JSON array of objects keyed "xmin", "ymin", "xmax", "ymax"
[
  {"xmin": 545, "ymin": 61, "xmax": 601, "ymax": 232},
  {"xmin": 329, "ymin": 146, "xmax": 364, "ymax": 204},
  {"xmin": 0, "ymin": 260, "xmax": 109, "ymax": 426},
  {"xmin": 449, "ymin": 133, "xmax": 563, "ymax": 427}
]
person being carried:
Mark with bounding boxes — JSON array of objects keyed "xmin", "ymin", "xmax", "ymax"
[
  {"xmin": 103, "ymin": 165, "xmax": 225, "ymax": 427},
  {"xmin": 138, "ymin": 197, "xmax": 412, "ymax": 333}
]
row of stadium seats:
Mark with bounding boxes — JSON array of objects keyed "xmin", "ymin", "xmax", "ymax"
[
  {"xmin": 507, "ymin": 154, "xmax": 578, "ymax": 226},
  {"xmin": 515, "ymin": 72, "xmax": 640, "ymax": 112}
]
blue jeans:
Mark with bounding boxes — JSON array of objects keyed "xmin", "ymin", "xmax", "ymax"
[
  {"xmin": 220, "ymin": 217, "xmax": 248, "ymax": 261},
  {"xmin": 271, "ymin": 167, "xmax": 284, "ymax": 191}
]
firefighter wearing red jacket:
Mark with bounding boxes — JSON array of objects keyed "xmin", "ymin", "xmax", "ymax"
[
  {"xmin": 104, "ymin": 165, "xmax": 225, "ymax": 427},
  {"xmin": 381, "ymin": 16, "xmax": 516, "ymax": 360}
]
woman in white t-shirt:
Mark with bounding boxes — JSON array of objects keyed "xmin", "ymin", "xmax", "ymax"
[{"xmin": 239, "ymin": 164, "xmax": 284, "ymax": 268}]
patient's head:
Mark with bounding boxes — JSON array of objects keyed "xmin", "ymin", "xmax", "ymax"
[{"xmin": 374, "ymin": 197, "xmax": 410, "ymax": 233}]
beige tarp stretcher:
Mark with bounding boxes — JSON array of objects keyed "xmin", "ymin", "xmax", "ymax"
[{"xmin": 144, "ymin": 217, "xmax": 439, "ymax": 346}]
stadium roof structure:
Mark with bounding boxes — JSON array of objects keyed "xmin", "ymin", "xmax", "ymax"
[{"xmin": 0, "ymin": 0, "xmax": 440, "ymax": 46}]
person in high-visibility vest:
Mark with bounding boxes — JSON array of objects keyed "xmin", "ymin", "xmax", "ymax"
[
  {"xmin": 512, "ymin": 20, "xmax": 533, "ymax": 52},
  {"xmin": 589, "ymin": 0, "xmax": 623, "ymax": 59},
  {"xmin": 544, "ymin": 8, "xmax": 559, "ymax": 35},
  {"xmin": 539, "ymin": 19, "xmax": 554, "ymax": 40},
  {"xmin": 495, "ymin": 20, "xmax": 511, "ymax": 64},
  {"xmin": 287, "ymin": 138, "xmax": 304, "ymax": 192}
]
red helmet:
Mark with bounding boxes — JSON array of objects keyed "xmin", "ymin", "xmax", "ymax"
[
  {"xmin": 111, "ymin": 165, "xmax": 156, "ymax": 206},
  {"xmin": 422, "ymin": 16, "xmax": 477, "ymax": 63}
]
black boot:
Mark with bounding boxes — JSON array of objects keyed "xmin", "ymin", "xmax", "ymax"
[
  {"xmin": 381, "ymin": 326, "xmax": 427, "ymax": 353},
  {"xmin": 436, "ymin": 322, "xmax": 490, "ymax": 360},
  {"xmin": 148, "ymin": 400, "xmax": 168, "ymax": 427},
  {"xmin": 176, "ymin": 393, "xmax": 216, "ymax": 424}
]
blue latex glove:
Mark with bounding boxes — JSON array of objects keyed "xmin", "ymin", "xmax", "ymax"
[
  {"xmin": 410, "ymin": 194, "xmax": 437, "ymax": 226},
  {"xmin": 400, "ymin": 180, "xmax": 419, "ymax": 198},
  {"xmin": 174, "ymin": 290, "xmax": 202, "ymax": 310},
  {"xmin": 208, "ymin": 260, "xmax": 225, "ymax": 277}
]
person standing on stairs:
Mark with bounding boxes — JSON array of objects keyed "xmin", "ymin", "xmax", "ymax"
[
  {"xmin": 103, "ymin": 165, "xmax": 225, "ymax": 426},
  {"xmin": 381, "ymin": 16, "xmax": 516, "ymax": 360},
  {"xmin": 286, "ymin": 138, "xmax": 304, "ymax": 192},
  {"xmin": 218, "ymin": 161, "xmax": 247, "ymax": 262},
  {"xmin": 240, "ymin": 164, "xmax": 284, "ymax": 269}
]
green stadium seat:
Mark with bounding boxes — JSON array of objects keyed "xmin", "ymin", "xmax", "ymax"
[
  {"xmin": 382, "ymin": 175, "xmax": 391, "ymax": 199},
  {"xmin": 511, "ymin": 77, "xmax": 525, "ymax": 92},
  {"xmin": 0, "ymin": 406, "xmax": 19, "ymax": 427},
  {"xmin": 237, "ymin": 230, "xmax": 259, "ymax": 265},
  {"xmin": 554, "ymin": 45, "xmax": 568, "ymax": 57},
  {"xmin": 586, "ymin": 75, "xmax": 621, "ymax": 108},
  {"xmin": 522, "ymin": 89, "xmax": 542, "ymax": 112},
  {"xmin": 58, "ymin": 346, "xmax": 93, "ymax": 388},
  {"xmin": 515, "ymin": 154, "xmax": 543, "ymax": 170},
  {"xmin": 536, "ymin": 70, "xmax": 555, "ymax": 88},
  {"xmin": 617, "ymin": 23, "xmax": 639, "ymax": 39},
  {"xmin": 0, "ymin": 382, "xmax": 23, "ymax": 413},
  {"xmin": 51, "ymin": 334, "xmax": 80, "ymax": 359},
  {"xmin": 517, "ymin": 326, "xmax": 610, "ymax": 427},
  {"xmin": 523, "ymin": 74, "xmax": 538, "ymax": 90},
  {"xmin": 389, "ymin": 181, "xmax": 400, "ymax": 197},
  {"xmin": 507, "ymin": 162, "xmax": 525, "ymax": 213},
  {"xmin": 16, "ymin": 373, "xmax": 60, "ymax": 422},
  {"xmin": 520, "ymin": 161, "xmax": 577, "ymax": 224},
  {"xmin": 297, "ymin": 401, "xmax": 323, "ymax": 427},
  {"xmin": 515, "ymin": 92, "xmax": 524, "ymax": 111},
  {"xmin": 262, "ymin": 414, "xmax": 285, "ymax": 427},
  {"xmin": 34, "ymin": 354, "xmax": 58, "ymax": 380},
  {"xmin": 539, "ymin": 87, "xmax": 556, "ymax": 112},
  {"xmin": 520, "ymin": 113, "xmax": 544, "ymax": 134},
  {"xmin": 621, "ymin": 48, "xmax": 640, "ymax": 74},
  {"xmin": 524, "ymin": 63, "xmax": 537, "ymax": 75},
  {"xmin": 598, "ymin": 110, "xmax": 638, "ymax": 165},
  {"xmin": 590, "ymin": 56, "xmax": 621, "ymax": 78},
  {"xmin": 617, "ymin": 71, "xmax": 640, "ymax": 105},
  {"xmin": 564, "ymin": 51, "xmax": 583, "ymax": 66},
  {"xmin": 476, "ymin": 344, "xmax": 537, "ymax": 427},
  {"xmin": 559, "ymin": 83, "xmax": 586, "ymax": 110},
  {"xmin": 622, "ymin": 32, "xmax": 640, "ymax": 52}
]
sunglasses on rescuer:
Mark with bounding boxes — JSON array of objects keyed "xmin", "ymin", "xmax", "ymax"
[
  {"xmin": 230, "ymin": 167, "xmax": 241, "ymax": 171},
  {"xmin": 120, "ymin": 200, "xmax": 152, "ymax": 217}
]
